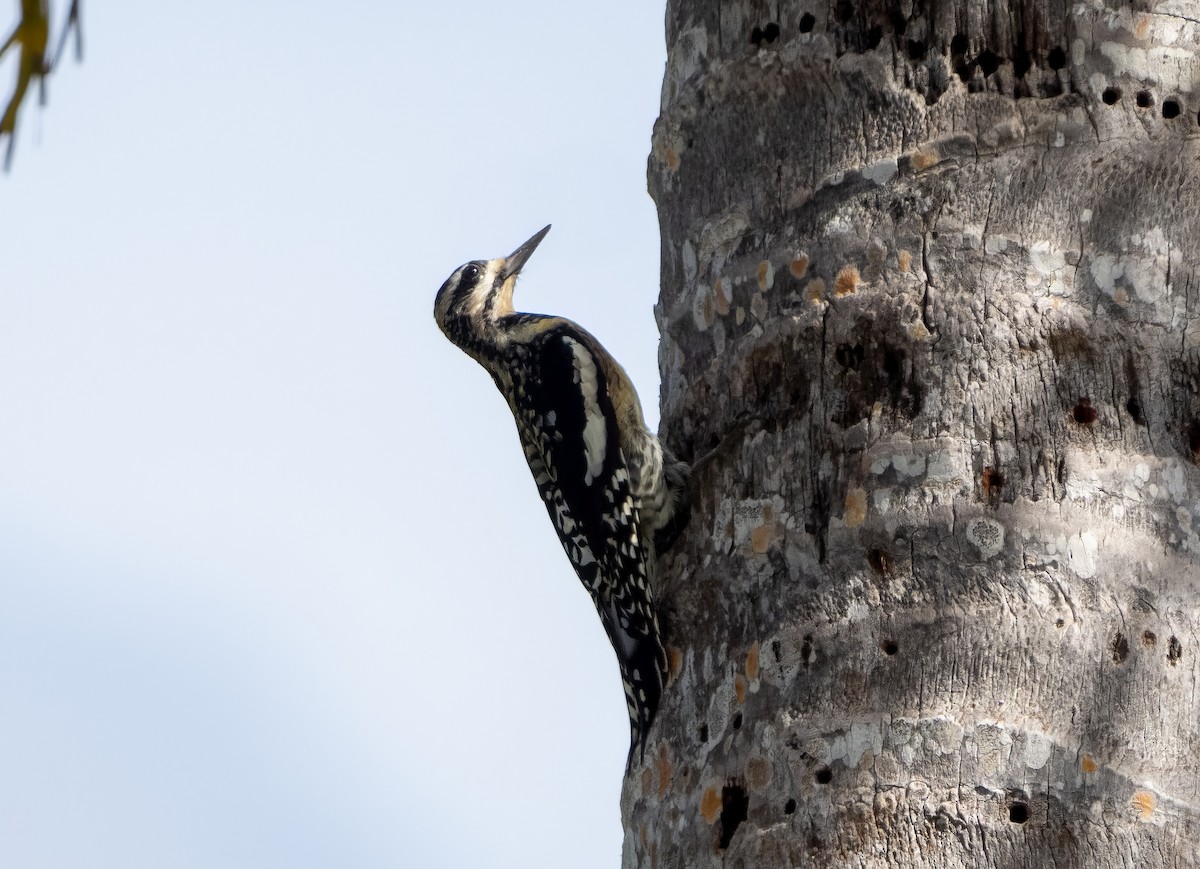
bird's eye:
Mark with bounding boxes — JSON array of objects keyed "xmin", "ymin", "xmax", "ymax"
[{"xmin": 462, "ymin": 264, "xmax": 481, "ymax": 283}]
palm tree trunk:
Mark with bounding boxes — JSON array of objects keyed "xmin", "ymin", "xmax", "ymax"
[{"xmin": 626, "ymin": 0, "xmax": 1200, "ymax": 865}]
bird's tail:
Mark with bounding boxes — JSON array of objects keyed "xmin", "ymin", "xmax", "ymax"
[{"xmin": 620, "ymin": 622, "xmax": 669, "ymax": 774}]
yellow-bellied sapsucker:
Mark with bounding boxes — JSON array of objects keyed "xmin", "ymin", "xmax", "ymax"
[{"xmin": 433, "ymin": 225, "xmax": 689, "ymax": 769}]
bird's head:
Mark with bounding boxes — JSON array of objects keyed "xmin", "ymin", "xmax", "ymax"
[{"xmin": 434, "ymin": 225, "xmax": 551, "ymax": 352}]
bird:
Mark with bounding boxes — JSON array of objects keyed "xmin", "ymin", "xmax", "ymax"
[{"xmin": 433, "ymin": 225, "xmax": 690, "ymax": 769}]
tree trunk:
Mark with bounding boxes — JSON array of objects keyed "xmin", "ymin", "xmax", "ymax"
[{"xmin": 625, "ymin": 0, "xmax": 1200, "ymax": 865}]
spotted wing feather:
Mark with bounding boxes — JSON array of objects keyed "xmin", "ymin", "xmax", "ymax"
[{"xmin": 506, "ymin": 329, "xmax": 668, "ymax": 768}]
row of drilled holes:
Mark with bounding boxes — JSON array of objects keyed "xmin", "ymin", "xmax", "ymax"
[
  {"xmin": 751, "ymin": 21, "xmax": 1199, "ymax": 122},
  {"xmin": 1102, "ymin": 86, "xmax": 1188, "ymax": 120},
  {"xmin": 763, "ymin": 628, "xmax": 1183, "ymax": 825},
  {"xmin": 780, "ymin": 776, "xmax": 1031, "ymax": 824}
]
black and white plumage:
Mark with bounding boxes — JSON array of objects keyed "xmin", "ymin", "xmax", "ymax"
[{"xmin": 433, "ymin": 225, "xmax": 689, "ymax": 769}]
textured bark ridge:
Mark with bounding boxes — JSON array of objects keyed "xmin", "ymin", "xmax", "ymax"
[{"xmin": 625, "ymin": 0, "xmax": 1200, "ymax": 865}]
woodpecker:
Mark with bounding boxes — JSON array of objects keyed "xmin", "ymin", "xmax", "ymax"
[{"xmin": 433, "ymin": 225, "xmax": 689, "ymax": 769}]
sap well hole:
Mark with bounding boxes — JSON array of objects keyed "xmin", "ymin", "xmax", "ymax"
[
  {"xmin": 1073, "ymin": 398, "xmax": 1097, "ymax": 425},
  {"xmin": 718, "ymin": 783, "xmax": 749, "ymax": 849}
]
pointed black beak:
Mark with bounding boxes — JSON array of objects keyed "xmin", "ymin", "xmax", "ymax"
[{"xmin": 500, "ymin": 225, "xmax": 551, "ymax": 280}]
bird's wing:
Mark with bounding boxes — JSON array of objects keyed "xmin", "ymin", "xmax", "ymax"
[{"xmin": 511, "ymin": 329, "xmax": 667, "ymax": 762}]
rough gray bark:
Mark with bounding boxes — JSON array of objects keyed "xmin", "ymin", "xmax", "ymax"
[{"xmin": 625, "ymin": 0, "xmax": 1200, "ymax": 865}]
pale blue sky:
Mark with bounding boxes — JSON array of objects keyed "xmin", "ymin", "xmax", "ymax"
[{"xmin": 2, "ymin": 3, "xmax": 667, "ymax": 866}]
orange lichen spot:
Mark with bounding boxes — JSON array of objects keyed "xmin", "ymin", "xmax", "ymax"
[
  {"xmin": 898, "ymin": 249, "xmax": 912, "ymax": 272},
  {"xmin": 667, "ymin": 645, "xmax": 684, "ymax": 678},
  {"xmin": 745, "ymin": 641, "xmax": 761, "ymax": 682},
  {"xmin": 843, "ymin": 487, "xmax": 868, "ymax": 528},
  {"xmin": 666, "ymin": 147, "xmax": 680, "ymax": 172},
  {"xmin": 1134, "ymin": 14, "xmax": 1151, "ymax": 38},
  {"xmin": 1081, "ymin": 754, "xmax": 1098, "ymax": 773},
  {"xmin": 656, "ymin": 744, "xmax": 674, "ymax": 798},
  {"xmin": 757, "ymin": 260, "xmax": 775, "ymax": 290},
  {"xmin": 700, "ymin": 786, "xmax": 723, "ymax": 823},
  {"xmin": 834, "ymin": 265, "xmax": 860, "ymax": 297},
  {"xmin": 642, "ymin": 767, "xmax": 654, "ymax": 794},
  {"xmin": 751, "ymin": 523, "xmax": 774, "ymax": 553},
  {"xmin": 911, "ymin": 146, "xmax": 940, "ymax": 170},
  {"xmin": 713, "ymin": 278, "xmax": 731, "ymax": 316},
  {"xmin": 1132, "ymin": 790, "xmax": 1156, "ymax": 819},
  {"xmin": 790, "ymin": 255, "xmax": 809, "ymax": 279},
  {"xmin": 734, "ymin": 674, "xmax": 747, "ymax": 705},
  {"xmin": 807, "ymin": 278, "xmax": 826, "ymax": 303}
]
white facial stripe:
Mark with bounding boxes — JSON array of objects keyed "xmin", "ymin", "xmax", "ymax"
[
  {"xmin": 463, "ymin": 259, "xmax": 504, "ymax": 321},
  {"xmin": 566, "ymin": 337, "xmax": 607, "ymax": 485}
]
